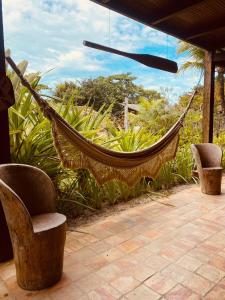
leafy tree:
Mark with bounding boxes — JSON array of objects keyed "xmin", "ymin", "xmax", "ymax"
[
  {"xmin": 53, "ymin": 73, "xmax": 163, "ymax": 117},
  {"xmin": 54, "ymin": 81, "xmax": 81, "ymax": 102},
  {"xmin": 78, "ymin": 73, "xmax": 142, "ymax": 116},
  {"xmin": 175, "ymin": 89, "xmax": 203, "ymax": 144},
  {"xmin": 131, "ymin": 96, "xmax": 178, "ymax": 135}
]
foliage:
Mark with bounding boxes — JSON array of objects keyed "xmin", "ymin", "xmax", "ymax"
[
  {"xmin": 54, "ymin": 73, "xmax": 164, "ymax": 117},
  {"xmin": 8, "ymin": 64, "xmax": 58, "ymax": 177},
  {"xmin": 54, "ymin": 81, "xmax": 81, "ymax": 102},
  {"xmin": 8, "ymin": 64, "xmax": 155, "ymax": 215},
  {"xmin": 8, "ymin": 54, "xmax": 225, "ymax": 218},
  {"xmin": 130, "ymin": 96, "xmax": 178, "ymax": 135},
  {"xmin": 177, "ymin": 41, "xmax": 204, "ymax": 72}
]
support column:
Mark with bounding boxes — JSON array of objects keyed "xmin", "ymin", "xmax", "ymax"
[
  {"xmin": 0, "ymin": 0, "xmax": 13, "ymax": 262},
  {"xmin": 124, "ymin": 97, "xmax": 129, "ymax": 131},
  {"xmin": 202, "ymin": 50, "xmax": 215, "ymax": 143}
]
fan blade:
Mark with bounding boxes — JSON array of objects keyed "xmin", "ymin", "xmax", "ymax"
[{"xmin": 83, "ymin": 40, "xmax": 178, "ymax": 73}]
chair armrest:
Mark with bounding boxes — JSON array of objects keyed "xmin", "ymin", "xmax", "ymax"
[{"xmin": 191, "ymin": 144, "xmax": 203, "ymax": 171}]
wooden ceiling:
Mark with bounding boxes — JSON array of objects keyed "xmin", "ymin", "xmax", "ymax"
[{"xmin": 90, "ymin": 0, "xmax": 225, "ymax": 51}]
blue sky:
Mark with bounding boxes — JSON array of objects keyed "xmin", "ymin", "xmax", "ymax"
[{"xmin": 3, "ymin": 0, "xmax": 202, "ymax": 102}]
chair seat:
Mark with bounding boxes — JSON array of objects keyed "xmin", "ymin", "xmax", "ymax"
[{"xmin": 32, "ymin": 213, "xmax": 66, "ymax": 233}]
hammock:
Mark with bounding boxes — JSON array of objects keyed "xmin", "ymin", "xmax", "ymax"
[{"xmin": 6, "ymin": 56, "xmax": 197, "ymax": 186}]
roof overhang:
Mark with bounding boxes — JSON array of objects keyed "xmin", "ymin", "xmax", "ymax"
[{"xmin": 90, "ymin": 0, "xmax": 225, "ymax": 51}]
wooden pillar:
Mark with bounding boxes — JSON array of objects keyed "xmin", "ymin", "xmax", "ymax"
[
  {"xmin": 124, "ymin": 97, "xmax": 129, "ymax": 131},
  {"xmin": 0, "ymin": 0, "xmax": 13, "ymax": 262},
  {"xmin": 202, "ymin": 50, "xmax": 215, "ymax": 143}
]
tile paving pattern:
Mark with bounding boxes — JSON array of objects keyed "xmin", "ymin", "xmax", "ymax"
[{"xmin": 2, "ymin": 181, "xmax": 225, "ymax": 299}]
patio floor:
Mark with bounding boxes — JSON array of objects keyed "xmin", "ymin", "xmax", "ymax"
[{"xmin": 2, "ymin": 181, "xmax": 225, "ymax": 299}]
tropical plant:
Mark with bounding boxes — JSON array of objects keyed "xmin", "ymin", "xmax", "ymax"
[
  {"xmin": 130, "ymin": 96, "xmax": 178, "ymax": 135},
  {"xmin": 177, "ymin": 42, "xmax": 204, "ymax": 72},
  {"xmin": 177, "ymin": 41, "xmax": 225, "ymax": 115}
]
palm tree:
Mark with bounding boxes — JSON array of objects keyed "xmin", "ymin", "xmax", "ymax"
[
  {"xmin": 177, "ymin": 41, "xmax": 225, "ymax": 115},
  {"xmin": 177, "ymin": 42, "xmax": 204, "ymax": 72}
]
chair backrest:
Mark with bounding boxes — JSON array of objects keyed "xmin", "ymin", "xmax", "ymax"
[
  {"xmin": 0, "ymin": 180, "xmax": 33, "ymax": 238},
  {"xmin": 0, "ymin": 164, "xmax": 56, "ymax": 216},
  {"xmin": 191, "ymin": 143, "xmax": 222, "ymax": 168}
]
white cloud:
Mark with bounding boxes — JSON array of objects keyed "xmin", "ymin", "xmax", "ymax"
[
  {"xmin": 3, "ymin": 0, "xmax": 112, "ymax": 73},
  {"xmin": 3, "ymin": 0, "xmax": 33, "ymax": 33},
  {"xmin": 45, "ymin": 47, "xmax": 105, "ymax": 72}
]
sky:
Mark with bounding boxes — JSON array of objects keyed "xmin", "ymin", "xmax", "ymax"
[{"xmin": 3, "ymin": 0, "xmax": 202, "ymax": 103}]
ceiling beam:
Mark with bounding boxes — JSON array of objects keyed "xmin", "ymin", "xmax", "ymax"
[
  {"xmin": 151, "ymin": 0, "xmax": 205, "ymax": 25},
  {"xmin": 197, "ymin": 38, "xmax": 225, "ymax": 51},
  {"xmin": 186, "ymin": 17, "xmax": 225, "ymax": 40}
]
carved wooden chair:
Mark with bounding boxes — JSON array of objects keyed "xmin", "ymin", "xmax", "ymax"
[
  {"xmin": 191, "ymin": 143, "xmax": 223, "ymax": 195},
  {"xmin": 0, "ymin": 164, "xmax": 67, "ymax": 290}
]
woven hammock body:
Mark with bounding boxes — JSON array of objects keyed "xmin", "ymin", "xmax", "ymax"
[
  {"xmin": 6, "ymin": 56, "xmax": 195, "ymax": 186},
  {"xmin": 51, "ymin": 114, "xmax": 180, "ymax": 186}
]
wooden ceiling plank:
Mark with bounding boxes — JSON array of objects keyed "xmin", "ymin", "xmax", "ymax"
[
  {"xmin": 213, "ymin": 52, "xmax": 225, "ymax": 64},
  {"xmin": 196, "ymin": 38, "xmax": 225, "ymax": 51},
  {"xmin": 92, "ymin": 0, "xmax": 205, "ymax": 26},
  {"xmin": 151, "ymin": 0, "xmax": 205, "ymax": 25},
  {"xmin": 187, "ymin": 17, "xmax": 225, "ymax": 40}
]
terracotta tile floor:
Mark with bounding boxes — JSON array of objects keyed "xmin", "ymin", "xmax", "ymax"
[{"xmin": 2, "ymin": 181, "xmax": 225, "ymax": 299}]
